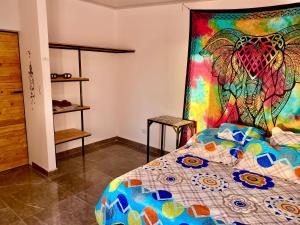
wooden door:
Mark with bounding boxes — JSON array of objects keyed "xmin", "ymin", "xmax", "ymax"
[{"xmin": 0, "ymin": 31, "xmax": 28, "ymax": 172}]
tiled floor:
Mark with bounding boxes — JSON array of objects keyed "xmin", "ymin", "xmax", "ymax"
[{"xmin": 0, "ymin": 143, "xmax": 150, "ymax": 225}]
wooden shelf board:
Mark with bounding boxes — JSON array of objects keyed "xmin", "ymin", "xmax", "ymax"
[
  {"xmin": 49, "ymin": 42, "xmax": 135, "ymax": 53},
  {"xmin": 55, "ymin": 128, "xmax": 91, "ymax": 145},
  {"xmin": 51, "ymin": 77, "xmax": 89, "ymax": 82},
  {"xmin": 53, "ymin": 105, "xmax": 90, "ymax": 114}
]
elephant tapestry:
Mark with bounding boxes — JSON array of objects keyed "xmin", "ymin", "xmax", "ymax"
[{"xmin": 183, "ymin": 4, "xmax": 300, "ymax": 135}]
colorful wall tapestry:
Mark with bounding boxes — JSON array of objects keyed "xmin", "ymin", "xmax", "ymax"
[{"xmin": 183, "ymin": 4, "xmax": 300, "ymax": 135}]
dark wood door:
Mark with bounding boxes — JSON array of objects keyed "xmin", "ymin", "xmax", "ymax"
[{"xmin": 0, "ymin": 31, "xmax": 28, "ymax": 172}]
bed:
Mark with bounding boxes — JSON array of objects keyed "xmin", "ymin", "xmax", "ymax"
[{"xmin": 95, "ymin": 125, "xmax": 300, "ymax": 225}]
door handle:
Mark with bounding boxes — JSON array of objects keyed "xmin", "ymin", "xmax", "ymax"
[{"xmin": 11, "ymin": 90, "xmax": 23, "ymax": 95}]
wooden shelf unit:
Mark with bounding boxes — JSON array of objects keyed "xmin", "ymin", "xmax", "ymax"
[
  {"xmin": 50, "ymin": 44, "xmax": 92, "ymax": 157},
  {"xmin": 50, "ymin": 41, "xmax": 134, "ymax": 158},
  {"xmin": 53, "ymin": 105, "xmax": 90, "ymax": 114},
  {"xmin": 55, "ymin": 128, "xmax": 91, "ymax": 145},
  {"xmin": 51, "ymin": 77, "xmax": 89, "ymax": 82}
]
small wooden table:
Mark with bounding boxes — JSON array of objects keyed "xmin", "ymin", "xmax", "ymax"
[{"xmin": 146, "ymin": 116, "xmax": 196, "ymax": 162}]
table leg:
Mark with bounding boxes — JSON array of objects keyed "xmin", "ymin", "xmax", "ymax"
[
  {"xmin": 160, "ymin": 124, "xmax": 164, "ymax": 157},
  {"xmin": 176, "ymin": 128, "xmax": 180, "ymax": 148},
  {"xmin": 147, "ymin": 120, "xmax": 151, "ymax": 162}
]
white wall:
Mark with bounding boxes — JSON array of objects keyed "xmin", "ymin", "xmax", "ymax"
[
  {"xmin": 116, "ymin": 4, "xmax": 189, "ymax": 151},
  {"xmin": 18, "ymin": 0, "xmax": 56, "ymax": 171},
  {"xmin": 116, "ymin": 0, "xmax": 300, "ymax": 151},
  {"xmin": 0, "ymin": 0, "xmax": 20, "ymax": 31},
  {"xmin": 47, "ymin": 0, "xmax": 119, "ymax": 152},
  {"xmin": 47, "ymin": 0, "xmax": 117, "ymax": 47}
]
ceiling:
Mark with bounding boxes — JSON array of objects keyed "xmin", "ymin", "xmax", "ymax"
[{"xmin": 80, "ymin": 0, "xmax": 202, "ymax": 9}]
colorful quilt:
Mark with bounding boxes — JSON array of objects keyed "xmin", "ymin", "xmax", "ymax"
[
  {"xmin": 270, "ymin": 127, "xmax": 300, "ymax": 150},
  {"xmin": 183, "ymin": 4, "xmax": 300, "ymax": 136},
  {"xmin": 95, "ymin": 131, "xmax": 300, "ymax": 225},
  {"xmin": 237, "ymin": 139, "xmax": 300, "ymax": 184}
]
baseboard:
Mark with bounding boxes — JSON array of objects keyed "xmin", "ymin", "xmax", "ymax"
[
  {"xmin": 32, "ymin": 136, "xmax": 164, "ymax": 175},
  {"xmin": 32, "ymin": 162, "xmax": 57, "ymax": 177},
  {"xmin": 115, "ymin": 136, "xmax": 168, "ymax": 156},
  {"xmin": 56, "ymin": 136, "xmax": 167, "ymax": 161},
  {"xmin": 56, "ymin": 136, "xmax": 119, "ymax": 160}
]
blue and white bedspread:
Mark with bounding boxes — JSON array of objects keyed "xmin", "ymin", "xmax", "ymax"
[{"xmin": 95, "ymin": 129, "xmax": 300, "ymax": 225}]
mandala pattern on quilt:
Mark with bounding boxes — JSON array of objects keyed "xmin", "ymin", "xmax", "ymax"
[
  {"xmin": 223, "ymin": 194, "xmax": 257, "ymax": 214},
  {"xmin": 158, "ymin": 172, "xmax": 183, "ymax": 185},
  {"xmin": 191, "ymin": 173, "xmax": 229, "ymax": 192},
  {"xmin": 265, "ymin": 196, "xmax": 300, "ymax": 223},
  {"xmin": 176, "ymin": 154, "xmax": 209, "ymax": 169},
  {"xmin": 143, "ymin": 157, "xmax": 169, "ymax": 171},
  {"xmin": 232, "ymin": 169, "xmax": 275, "ymax": 190}
]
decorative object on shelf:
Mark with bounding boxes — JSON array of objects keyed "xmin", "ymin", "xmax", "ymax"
[
  {"xmin": 52, "ymin": 99, "xmax": 90, "ymax": 114},
  {"xmin": 52, "ymin": 99, "xmax": 72, "ymax": 107},
  {"xmin": 52, "ymin": 99, "xmax": 73, "ymax": 111},
  {"xmin": 51, "ymin": 73, "xmax": 72, "ymax": 79},
  {"xmin": 182, "ymin": 4, "xmax": 300, "ymax": 143},
  {"xmin": 53, "ymin": 104, "xmax": 90, "ymax": 114},
  {"xmin": 146, "ymin": 115, "xmax": 196, "ymax": 162},
  {"xmin": 27, "ymin": 50, "xmax": 35, "ymax": 110}
]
